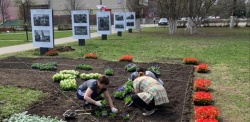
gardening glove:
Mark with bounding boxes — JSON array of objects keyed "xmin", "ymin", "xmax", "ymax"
[
  {"xmin": 111, "ymin": 107, "xmax": 118, "ymax": 113},
  {"xmin": 95, "ymin": 101, "xmax": 102, "ymax": 107}
]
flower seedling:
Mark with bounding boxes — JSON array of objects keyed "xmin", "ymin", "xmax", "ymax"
[
  {"xmin": 31, "ymin": 63, "xmax": 42, "ymax": 69},
  {"xmin": 79, "ymin": 73, "xmax": 101, "ymax": 80},
  {"xmin": 193, "ymin": 92, "xmax": 212, "ymax": 105},
  {"xmin": 194, "ymin": 106, "xmax": 219, "ymax": 120},
  {"xmin": 109, "ymin": 113, "xmax": 116, "ymax": 118},
  {"xmin": 118, "ymin": 55, "xmax": 133, "ymax": 62},
  {"xmin": 101, "ymin": 100, "xmax": 107, "ymax": 107},
  {"xmin": 44, "ymin": 49, "xmax": 59, "ymax": 56},
  {"xmin": 121, "ymin": 113, "xmax": 129, "ymax": 120},
  {"xmin": 124, "ymin": 96, "xmax": 132, "ymax": 106},
  {"xmin": 113, "ymin": 91, "xmax": 126, "ymax": 99},
  {"xmin": 124, "ymin": 85, "xmax": 133, "ymax": 94},
  {"xmin": 95, "ymin": 111, "xmax": 102, "ymax": 117},
  {"xmin": 183, "ymin": 57, "xmax": 199, "ymax": 65},
  {"xmin": 84, "ymin": 53, "xmax": 97, "ymax": 59},
  {"xmin": 194, "ymin": 79, "xmax": 211, "ymax": 91},
  {"xmin": 125, "ymin": 63, "xmax": 137, "ymax": 72},
  {"xmin": 76, "ymin": 64, "xmax": 93, "ymax": 71},
  {"xmin": 148, "ymin": 64, "xmax": 160, "ymax": 75},
  {"xmin": 195, "ymin": 63, "xmax": 209, "ymax": 73},
  {"xmin": 104, "ymin": 67, "xmax": 114, "ymax": 76},
  {"xmin": 60, "ymin": 79, "xmax": 77, "ymax": 91}
]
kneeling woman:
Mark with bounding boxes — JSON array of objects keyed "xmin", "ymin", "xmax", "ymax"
[
  {"xmin": 77, "ymin": 75, "xmax": 118, "ymax": 113},
  {"xmin": 130, "ymin": 72, "xmax": 169, "ymax": 116}
]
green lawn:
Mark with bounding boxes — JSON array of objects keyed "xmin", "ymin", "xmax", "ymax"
[
  {"xmin": 0, "ymin": 27, "xmax": 249, "ymax": 122},
  {"xmin": 0, "ymin": 30, "xmax": 96, "ymax": 48}
]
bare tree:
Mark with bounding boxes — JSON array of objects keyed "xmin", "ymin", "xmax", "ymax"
[
  {"xmin": 0, "ymin": 0, "xmax": 11, "ymax": 22},
  {"xmin": 64, "ymin": 0, "xmax": 86, "ymax": 15}
]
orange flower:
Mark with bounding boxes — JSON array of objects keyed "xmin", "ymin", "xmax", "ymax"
[
  {"xmin": 193, "ymin": 92, "xmax": 212, "ymax": 105},
  {"xmin": 195, "ymin": 119, "xmax": 218, "ymax": 122},
  {"xmin": 183, "ymin": 57, "xmax": 199, "ymax": 65},
  {"xmin": 84, "ymin": 53, "xmax": 97, "ymax": 59},
  {"xmin": 118, "ymin": 55, "xmax": 133, "ymax": 62},
  {"xmin": 194, "ymin": 106, "xmax": 220, "ymax": 120},
  {"xmin": 194, "ymin": 78, "xmax": 211, "ymax": 91},
  {"xmin": 45, "ymin": 50, "xmax": 59, "ymax": 56},
  {"xmin": 195, "ymin": 63, "xmax": 209, "ymax": 73}
]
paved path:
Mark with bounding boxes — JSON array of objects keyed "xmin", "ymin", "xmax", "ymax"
[{"xmin": 0, "ymin": 24, "xmax": 155, "ymax": 55}]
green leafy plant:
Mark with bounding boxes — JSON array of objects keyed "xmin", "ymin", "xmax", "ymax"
[
  {"xmin": 125, "ymin": 63, "xmax": 137, "ymax": 72},
  {"xmin": 31, "ymin": 63, "xmax": 42, "ymax": 69},
  {"xmin": 101, "ymin": 100, "xmax": 107, "ymax": 106},
  {"xmin": 121, "ymin": 112, "xmax": 129, "ymax": 120},
  {"xmin": 79, "ymin": 73, "xmax": 101, "ymax": 80},
  {"xmin": 113, "ymin": 91, "xmax": 126, "ymax": 99},
  {"xmin": 101, "ymin": 110, "xmax": 108, "ymax": 116},
  {"xmin": 104, "ymin": 67, "xmax": 114, "ymax": 76},
  {"xmin": 124, "ymin": 85, "xmax": 133, "ymax": 94},
  {"xmin": 148, "ymin": 64, "xmax": 160, "ymax": 75},
  {"xmin": 76, "ymin": 64, "xmax": 93, "ymax": 71},
  {"xmin": 95, "ymin": 111, "xmax": 102, "ymax": 117},
  {"xmin": 39, "ymin": 64, "xmax": 57, "ymax": 71},
  {"xmin": 60, "ymin": 79, "xmax": 77, "ymax": 91},
  {"xmin": 109, "ymin": 113, "xmax": 116, "ymax": 118},
  {"xmin": 124, "ymin": 96, "xmax": 132, "ymax": 105},
  {"xmin": 59, "ymin": 70, "xmax": 79, "ymax": 77}
]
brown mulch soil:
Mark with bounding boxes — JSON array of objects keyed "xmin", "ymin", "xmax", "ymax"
[{"xmin": 0, "ymin": 56, "xmax": 194, "ymax": 122}]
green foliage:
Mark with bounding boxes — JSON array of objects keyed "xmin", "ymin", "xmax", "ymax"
[
  {"xmin": 125, "ymin": 63, "xmax": 137, "ymax": 72},
  {"xmin": 31, "ymin": 61, "xmax": 57, "ymax": 71},
  {"xmin": 104, "ymin": 67, "xmax": 114, "ymax": 76},
  {"xmin": 109, "ymin": 113, "xmax": 116, "ymax": 118},
  {"xmin": 3, "ymin": 111, "xmax": 65, "ymax": 122},
  {"xmin": 59, "ymin": 79, "xmax": 77, "ymax": 91},
  {"xmin": 79, "ymin": 73, "xmax": 101, "ymax": 80},
  {"xmin": 148, "ymin": 64, "xmax": 160, "ymax": 75},
  {"xmin": 124, "ymin": 96, "xmax": 132, "ymax": 105},
  {"xmin": 101, "ymin": 100, "xmax": 108, "ymax": 106},
  {"xmin": 76, "ymin": 64, "xmax": 93, "ymax": 70},
  {"xmin": 59, "ymin": 70, "xmax": 79, "ymax": 77},
  {"xmin": 113, "ymin": 91, "xmax": 126, "ymax": 99}
]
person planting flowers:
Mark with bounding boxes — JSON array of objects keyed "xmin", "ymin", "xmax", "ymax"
[
  {"xmin": 76, "ymin": 75, "xmax": 118, "ymax": 113},
  {"xmin": 128, "ymin": 67, "xmax": 164, "ymax": 86},
  {"xmin": 128, "ymin": 68, "xmax": 169, "ymax": 116}
]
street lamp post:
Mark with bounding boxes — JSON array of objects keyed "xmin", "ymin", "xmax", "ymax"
[{"xmin": 21, "ymin": 0, "xmax": 29, "ymax": 41}]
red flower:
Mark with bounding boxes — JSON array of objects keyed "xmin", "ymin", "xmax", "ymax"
[
  {"xmin": 84, "ymin": 53, "xmax": 97, "ymax": 59},
  {"xmin": 193, "ymin": 92, "xmax": 212, "ymax": 105},
  {"xmin": 183, "ymin": 57, "xmax": 199, "ymax": 65},
  {"xmin": 195, "ymin": 119, "xmax": 218, "ymax": 122},
  {"xmin": 194, "ymin": 106, "xmax": 220, "ymax": 120},
  {"xmin": 194, "ymin": 78, "xmax": 211, "ymax": 91},
  {"xmin": 118, "ymin": 55, "xmax": 133, "ymax": 62},
  {"xmin": 45, "ymin": 49, "xmax": 59, "ymax": 56},
  {"xmin": 195, "ymin": 63, "xmax": 209, "ymax": 73}
]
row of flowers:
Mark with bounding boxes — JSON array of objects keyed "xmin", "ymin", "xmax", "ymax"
[
  {"xmin": 184, "ymin": 57, "xmax": 220, "ymax": 122},
  {"xmin": 84, "ymin": 53, "xmax": 134, "ymax": 62}
]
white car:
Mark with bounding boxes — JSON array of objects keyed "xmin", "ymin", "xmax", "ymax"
[{"xmin": 158, "ymin": 18, "xmax": 168, "ymax": 26}]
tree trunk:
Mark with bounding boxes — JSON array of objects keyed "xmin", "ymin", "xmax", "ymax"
[
  {"xmin": 186, "ymin": 17, "xmax": 198, "ymax": 34},
  {"xmin": 168, "ymin": 19, "xmax": 177, "ymax": 35},
  {"xmin": 136, "ymin": 18, "xmax": 141, "ymax": 32},
  {"xmin": 230, "ymin": 16, "xmax": 236, "ymax": 28}
]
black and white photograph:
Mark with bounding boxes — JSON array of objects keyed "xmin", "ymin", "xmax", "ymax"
[
  {"xmin": 74, "ymin": 26, "xmax": 88, "ymax": 35},
  {"xmin": 74, "ymin": 14, "xmax": 87, "ymax": 23},
  {"xmin": 34, "ymin": 30, "xmax": 50, "ymax": 42},
  {"xmin": 98, "ymin": 16, "xmax": 110, "ymax": 31},
  {"xmin": 115, "ymin": 24, "xmax": 124, "ymax": 29},
  {"xmin": 126, "ymin": 22, "xmax": 134, "ymax": 26},
  {"xmin": 115, "ymin": 15, "xmax": 124, "ymax": 21},
  {"xmin": 33, "ymin": 14, "xmax": 50, "ymax": 26},
  {"xmin": 126, "ymin": 14, "xmax": 134, "ymax": 19}
]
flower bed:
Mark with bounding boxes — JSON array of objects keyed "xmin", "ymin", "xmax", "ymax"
[{"xmin": 194, "ymin": 106, "xmax": 220, "ymax": 120}]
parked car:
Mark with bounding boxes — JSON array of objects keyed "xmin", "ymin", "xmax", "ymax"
[{"xmin": 158, "ymin": 18, "xmax": 168, "ymax": 26}]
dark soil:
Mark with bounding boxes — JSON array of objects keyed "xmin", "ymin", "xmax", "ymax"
[{"xmin": 0, "ymin": 56, "xmax": 194, "ymax": 122}]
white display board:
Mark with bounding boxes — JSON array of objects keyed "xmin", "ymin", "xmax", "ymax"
[
  {"xmin": 31, "ymin": 9, "xmax": 54, "ymax": 48},
  {"xmin": 125, "ymin": 12, "xmax": 136, "ymax": 29},
  {"xmin": 114, "ymin": 12, "xmax": 126, "ymax": 32},
  {"xmin": 96, "ymin": 12, "xmax": 111, "ymax": 35},
  {"xmin": 71, "ymin": 10, "xmax": 90, "ymax": 39}
]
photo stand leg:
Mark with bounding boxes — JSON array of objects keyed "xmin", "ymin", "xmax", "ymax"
[
  {"xmin": 128, "ymin": 29, "xmax": 132, "ymax": 33},
  {"xmin": 118, "ymin": 31, "xmax": 122, "ymax": 36},
  {"xmin": 78, "ymin": 39, "xmax": 85, "ymax": 46},
  {"xmin": 102, "ymin": 34, "xmax": 107, "ymax": 40},
  {"xmin": 40, "ymin": 47, "xmax": 49, "ymax": 55}
]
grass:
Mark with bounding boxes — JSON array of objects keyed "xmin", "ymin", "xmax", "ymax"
[
  {"xmin": 0, "ymin": 27, "xmax": 249, "ymax": 121},
  {"xmin": 0, "ymin": 30, "xmax": 96, "ymax": 48},
  {"xmin": 0, "ymin": 85, "xmax": 46, "ymax": 120}
]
